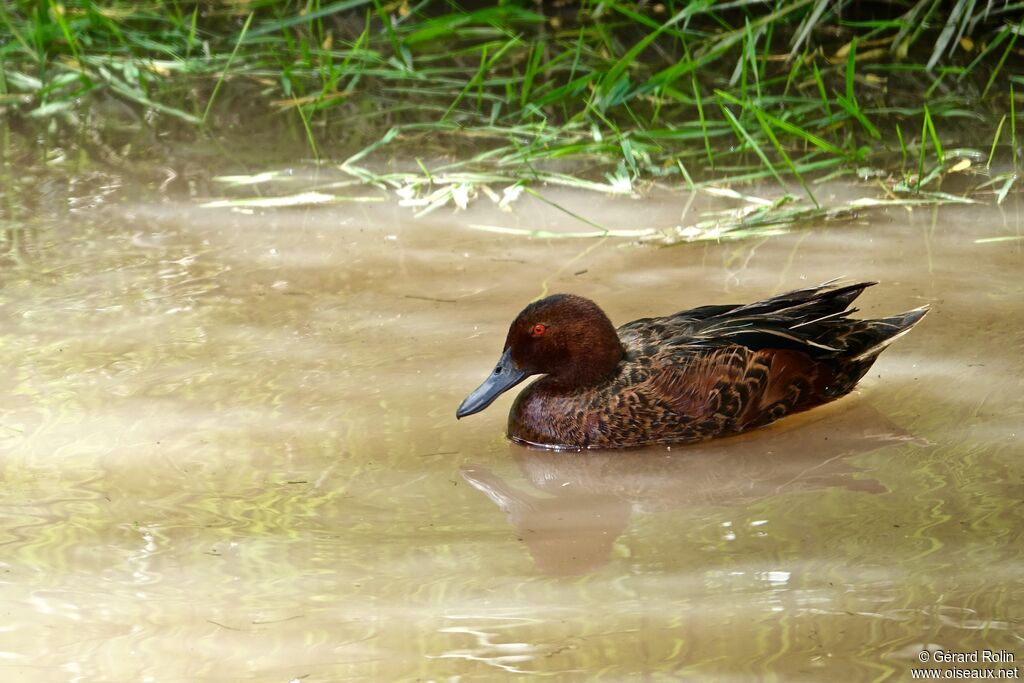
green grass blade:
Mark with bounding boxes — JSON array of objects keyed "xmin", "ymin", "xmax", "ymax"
[
  {"xmin": 716, "ymin": 89, "xmax": 852, "ymax": 159},
  {"xmin": 202, "ymin": 11, "xmax": 254, "ymax": 126},
  {"xmin": 987, "ymin": 115, "xmax": 1006, "ymax": 168},
  {"xmin": 753, "ymin": 109, "xmax": 819, "ymax": 207},
  {"xmin": 923, "ymin": 104, "xmax": 944, "ymax": 165},
  {"xmin": 718, "ymin": 100, "xmax": 785, "ymax": 189},
  {"xmin": 246, "ymin": 0, "xmax": 373, "ymax": 39},
  {"xmin": 982, "ymin": 23, "xmax": 1020, "ymax": 98}
]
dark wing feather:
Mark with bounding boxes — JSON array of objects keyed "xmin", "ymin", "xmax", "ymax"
[
  {"xmin": 721, "ymin": 280, "xmax": 874, "ymax": 318},
  {"xmin": 620, "ymin": 281, "xmax": 884, "ymax": 359}
]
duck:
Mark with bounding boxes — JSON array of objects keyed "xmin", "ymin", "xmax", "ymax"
[{"xmin": 456, "ymin": 281, "xmax": 929, "ymax": 450}]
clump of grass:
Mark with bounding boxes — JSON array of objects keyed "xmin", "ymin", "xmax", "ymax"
[{"xmin": 1, "ymin": 1, "xmax": 1021, "ymax": 210}]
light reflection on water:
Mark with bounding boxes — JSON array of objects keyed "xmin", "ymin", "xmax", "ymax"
[{"xmin": 0, "ymin": 178, "xmax": 1021, "ymax": 680}]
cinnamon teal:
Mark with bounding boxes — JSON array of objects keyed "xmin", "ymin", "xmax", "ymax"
[{"xmin": 456, "ymin": 281, "xmax": 928, "ymax": 449}]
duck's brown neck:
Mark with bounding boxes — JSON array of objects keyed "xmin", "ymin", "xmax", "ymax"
[{"xmin": 550, "ymin": 331, "xmax": 624, "ymax": 388}]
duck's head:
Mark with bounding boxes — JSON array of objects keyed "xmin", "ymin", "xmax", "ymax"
[{"xmin": 456, "ymin": 294, "xmax": 624, "ymax": 419}]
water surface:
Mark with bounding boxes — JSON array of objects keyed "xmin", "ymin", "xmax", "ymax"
[{"xmin": 1, "ymin": 175, "xmax": 1021, "ymax": 681}]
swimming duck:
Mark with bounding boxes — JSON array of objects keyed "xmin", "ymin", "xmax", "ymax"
[{"xmin": 456, "ymin": 281, "xmax": 928, "ymax": 449}]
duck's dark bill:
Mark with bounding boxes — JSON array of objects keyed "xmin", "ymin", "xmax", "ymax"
[{"xmin": 456, "ymin": 348, "xmax": 531, "ymax": 419}]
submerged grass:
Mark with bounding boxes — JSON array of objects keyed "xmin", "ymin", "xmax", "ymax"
[{"xmin": 1, "ymin": 0, "xmax": 1023, "ymax": 224}]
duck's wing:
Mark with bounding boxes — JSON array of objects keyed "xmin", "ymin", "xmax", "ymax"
[
  {"xmin": 638, "ymin": 345, "xmax": 826, "ymax": 426},
  {"xmin": 616, "ymin": 282, "xmax": 928, "ymax": 429},
  {"xmin": 619, "ymin": 281, "xmax": 880, "ymax": 359}
]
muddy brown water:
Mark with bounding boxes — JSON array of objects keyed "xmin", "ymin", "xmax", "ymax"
[{"xmin": 0, "ymin": 175, "xmax": 1021, "ymax": 681}]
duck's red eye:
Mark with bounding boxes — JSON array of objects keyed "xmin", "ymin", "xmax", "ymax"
[{"xmin": 532, "ymin": 323, "xmax": 546, "ymax": 336}]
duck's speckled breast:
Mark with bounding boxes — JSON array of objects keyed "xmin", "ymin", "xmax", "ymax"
[
  {"xmin": 506, "ymin": 350, "xmax": 707, "ymax": 450},
  {"xmin": 507, "ymin": 378, "xmax": 606, "ymax": 449}
]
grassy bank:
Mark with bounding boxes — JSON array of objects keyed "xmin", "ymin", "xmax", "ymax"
[{"xmin": 1, "ymin": 1, "xmax": 1022, "ymax": 222}]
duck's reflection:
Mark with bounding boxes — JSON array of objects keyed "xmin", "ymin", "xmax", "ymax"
[{"xmin": 462, "ymin": 401, "xmax": 923, "ymax": 575}]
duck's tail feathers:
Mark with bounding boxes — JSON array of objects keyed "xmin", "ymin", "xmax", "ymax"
[{"xmin": 850, "ymin": 305, "xmax": 930, "ymax": 362}]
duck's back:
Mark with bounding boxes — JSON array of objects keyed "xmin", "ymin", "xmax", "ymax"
[{"xmin": 508, "ymin": 282, "xmax": 927, "ymax": 449}]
